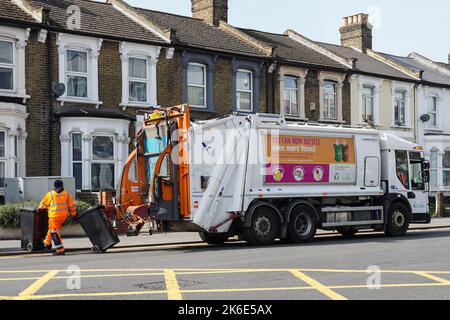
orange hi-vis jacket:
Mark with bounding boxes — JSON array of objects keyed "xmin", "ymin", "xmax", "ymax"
[{"xmin": 39, "ymin": 190, "xmax": 77, "ymax": 219}]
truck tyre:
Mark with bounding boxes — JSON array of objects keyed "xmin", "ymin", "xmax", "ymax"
[
  {"xmin": 287, "ymin": 205, "xmax": 317, "ymax": 243},
  {"xmin": 243, "ymin": 207, "xmax": 280, "ymax": 246},
  {"xmin": 385, "ymin": 202, "xmax": 411, "ymax": 237},
  {"xmin": 199, "ymin": 232, "xmax": 229, "ymax": 245},
  {"xmin": 337, "ymin": 228, "xmax": 358, "ymax": 238}
]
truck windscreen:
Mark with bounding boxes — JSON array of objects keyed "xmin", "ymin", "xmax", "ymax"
[{"xmin": 144, "ymin": 124, "xmax": 168, "ymax": 183}]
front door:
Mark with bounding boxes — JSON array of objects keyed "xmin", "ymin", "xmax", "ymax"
[{"xmin": 408, "ymin": 151, "xmax": 429, "ymax": 215}]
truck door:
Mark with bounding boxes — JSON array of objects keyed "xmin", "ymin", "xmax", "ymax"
[{"xmin": 408, "ymin": 151, "xmax": 429, "ymax": 216}]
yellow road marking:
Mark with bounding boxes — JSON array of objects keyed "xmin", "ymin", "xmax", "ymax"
[
  {"xmin": 290, "ymin": 270, "xmax": 347, "ymax": 301},
  {"xmin": 18, "ymin": 270, "xmax": 59, "ymax": 299},
  {"xmin": 415, "ymin": 272, "xmax": 450, "ymax": 284},
  {"xmin": 1, "ymin": 280, "xmax": 450, "ymax": 300},
  {"xmin": 164, "ymin": 269, "xmax": 182, "ymax": 300}
]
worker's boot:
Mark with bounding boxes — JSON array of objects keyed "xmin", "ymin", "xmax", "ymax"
[
  {"xmin": 53, "ymin": 250, "xmax": 65, "ymax": 256},
  {"xmin": 43, "ymin": 240, "xmax": 52, "ymax": 251}
]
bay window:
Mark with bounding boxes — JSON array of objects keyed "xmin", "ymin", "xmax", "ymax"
[
  {"xmin": 323, "ymin": 81, "xmax": 337, "ymax": 120},
  {"xmin": 66, "ymin": 50, "xmax": 88, "ymax": 98},
  {"xmin": 283, "ymin": 77, "xmax": 299, "ymax": 117},
  {"xmin": 91, "ymin": 136, "xmax": 115, "ymax": 191},
  {"xmin": 187, "ymin": 63, "xmax": 206, "ymax": 108},
  {"xmin": 236, "ymin": 69, "xmax": 253, "ymax": 112},
  {"xmin": 427, "ymin": 96, "xmax": 438, "ymax": 129},
  {"xmin": 394, "ymin": 90, "xmax": 406, "ymax": 126},
  {"xmin": 72, "ymin": 133, "xmax": 83, "ymax": 190},
  {"xmin": 362, "ymin": 85, "xmax": 374, "ymax": 123},
  {"xmin": 0, "ymin": 40, "xmax": 14, "ymax": 91},
  {"xmin": 443, "ymin": 151, "xmax": 450, "ymax": 188},
  {"xmin": 129, "ymin": 57, "xmax": 148, "ymax": 103}
]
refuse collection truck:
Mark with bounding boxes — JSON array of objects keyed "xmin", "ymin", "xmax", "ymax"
[{"xmin": 108, "ymin": 104, "xmax": 431, "ymax": 246}]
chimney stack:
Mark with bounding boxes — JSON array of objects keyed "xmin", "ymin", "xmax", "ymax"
[
  {"xmin": 191, "ymin": 0, "xmax": 228, "ymax": 26},
  {"xmin": 340, "ymin": 13, "xmax": 373, "ymax": 52}
]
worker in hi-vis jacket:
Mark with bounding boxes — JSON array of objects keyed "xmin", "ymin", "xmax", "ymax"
[{"xmin": 39, "ymin": 180, "xmax": 77, "ymax": 256}]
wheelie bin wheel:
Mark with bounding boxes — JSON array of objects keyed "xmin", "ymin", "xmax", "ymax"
[
  {"xmin": 92, "ymin": 245, "xmax": 102, "ymax": 254},
  {"xmin": 26, "ymin": 242, "xmax": 34, "ymax": 252}
]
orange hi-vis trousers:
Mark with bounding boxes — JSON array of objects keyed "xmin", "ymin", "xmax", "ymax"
[{"xmin": 44, "ymin": 214, "xmax": 68, "ymax": 253}]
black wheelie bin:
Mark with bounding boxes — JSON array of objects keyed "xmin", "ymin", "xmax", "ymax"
[
  {"xmin": 20, "ymin": 207, "xmax": 49, "ymax": 252},
  {"xmin": 76, "ymin": 205, "xmax": 120, "ymax": 253}
]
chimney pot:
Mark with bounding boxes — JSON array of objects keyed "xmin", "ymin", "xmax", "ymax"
[
  {"xmin": 340, "ymin": 13, "xmax": 373, "ymax": 52},
  {"xmin": 191, "ymin": 0, "xmax": 228, "ymax": 26}
]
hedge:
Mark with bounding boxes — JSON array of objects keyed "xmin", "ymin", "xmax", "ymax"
[{"xmin": 0, "ymin": 200, "xmax": 92, "ymax": 229}]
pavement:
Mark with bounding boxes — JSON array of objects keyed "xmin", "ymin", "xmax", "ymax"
[{"xmin": 0, "ymin": 218, "xmax": 449, "ymax": 300}]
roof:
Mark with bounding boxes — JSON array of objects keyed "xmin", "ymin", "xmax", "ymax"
[
  {"xmin": 437, "ymin": 62, "xmax": 450, "ymax": 71},
  {"xmin": 133, "ymin": 7, "xmax": 268, "ymax": 57},
  {"xmin": 318, "ymin": 43, "xmax": 418, "ymax": 81},
  {"xmin": 239, "ymin": 29, "xmax": 347, "ymax": 69},
  {"xmin": 378, "ymin": 53, "xmax": 450, "ymax": 86},
  {"xmin": 55, "ymin": 107, "xmax": 136, "ymax": 121},
  {"xmin": 0, "ymin": 0, "xmax": 38, "ymax": 24},
  {"xmin": 1, "ymin": 0, "xmax": 167, "ymax": 44}
]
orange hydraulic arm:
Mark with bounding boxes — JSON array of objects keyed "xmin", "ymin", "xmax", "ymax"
[{"xmin": 114, "ymin": 104, "xmax": 191, "ymax": 226}]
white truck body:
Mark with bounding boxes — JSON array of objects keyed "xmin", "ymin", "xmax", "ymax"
[{"xmin": 187, "ymin": 114, "xmax": 429, "ymax": 234}]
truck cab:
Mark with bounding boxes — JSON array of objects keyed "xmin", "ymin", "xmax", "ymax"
[{"xmin": 380, "ymin": 133, "xmax": 431, "ymax": 224}]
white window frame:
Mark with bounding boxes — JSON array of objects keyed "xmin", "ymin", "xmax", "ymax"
[
  {"xmin": 236, "ymin": 69, "xmax": 253, "ymax": 112},
  {"xmin": 128, "ymin": 56, "xmax": 149, "ymax": 103},
  {"xmin": 283, "ymin": 76, "xmax": 299, "ymax": 117},
  {"xmin": 56, "ymin": 33, "xmax": 103, "ymax": 107},
  {"xmin": 71, "ymin": 132, "xmax": 83, "ymax": 191},
  {"xmin": 429, "ymin": 148, "xmax": 438, "ymax": 191},
  {"xmin": 187, "ymin": 62, "xmax": 207, "ymax": 109},
  {"xmin": 394, "ymin": 90, "xmax": 407, "ymax": 127},
  {"xmin": 427, "ymin": 95, "xmax": 439, "ymax": 130},
  {"xmin": 323, "ymin": 80, "xmax": 337, "ymax": 120},
  {"xmin": 0, "ymin": 27, "xmax": 30, "ymax": 100},
  {"xmin": 362, "ymin": 85, "xmax": 375, "ymax": 123},
  {"xmin": 119, "ymin": 42, "xmax": 160, "ymax": 109},
  {"xmin": 91, "ymin": 134, "xmax": 116, "ymax": 191},
  {"xmin": 0, "ymin": 38, "xmax": 15, "ymax": 92},
  {"xmin": 66, "ymin": 49, "xmax": 89, "ymax": 99}
]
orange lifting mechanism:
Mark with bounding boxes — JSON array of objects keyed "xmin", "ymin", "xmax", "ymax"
[{"xmin": 114, "ymin": 104, "xmax": 191, "ymax": 229}]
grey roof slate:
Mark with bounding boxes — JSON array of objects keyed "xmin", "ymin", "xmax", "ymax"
[
  {"xmin": 1, "ymin": 0, "xmax": 167, "ymax": 44},
  {"xmin": 0, "ymin": 0, "xmax": 37, "ymax": 23},
  {"xmin": 133, "ymin": 7, "xmax": 268, "ymax": 57},
  {"xmin": 319, "ymin": 42, "xmax": 418, "ymax": 82},
  {"xmin": 239, "ymin": 28, "xmax": 347, "ymax": 70},
  {"xmin": 378, "ymin": 53, "xmax": 450, "ymax": 86}
]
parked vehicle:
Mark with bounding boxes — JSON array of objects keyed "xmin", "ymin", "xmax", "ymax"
[{"xmin": 107, "ymin": 104, "xmax": 431, "ymax": 246}]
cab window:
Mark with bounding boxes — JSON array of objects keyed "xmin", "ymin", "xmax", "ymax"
[
  {"xmin": 410, "ymin": 152, "xmax": 425, "ymax": 190},
  {"xmin": 395, "ymin": 150, "xmax": 409, "ymax": 189}
]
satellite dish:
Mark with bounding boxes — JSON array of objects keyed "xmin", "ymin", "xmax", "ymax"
[
  {"xmin": 52, "ymin": 82, "xmax": 66, "ymax": 98},
  {"xmin": 420, "ymin": 114, "xmax": 431, "ymax": 123}
]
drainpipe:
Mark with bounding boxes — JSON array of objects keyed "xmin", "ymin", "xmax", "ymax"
[{"xmin": 44, "ymin": 9, "xmax": 54, "ymax": 176}]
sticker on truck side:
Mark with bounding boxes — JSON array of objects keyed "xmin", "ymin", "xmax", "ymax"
[{"xmin": 265, "ymin": 134, "xmax": 356, "ymax": 185}]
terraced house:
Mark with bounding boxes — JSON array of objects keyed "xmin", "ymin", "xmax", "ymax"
[{"xmin": 1, "ymin": 0, "xmax": 449, "ymax": 204}]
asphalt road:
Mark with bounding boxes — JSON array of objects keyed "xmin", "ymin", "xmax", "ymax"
[{"xmin": 1, "ymin": 228, "xmax": 450, "ymax": 300}]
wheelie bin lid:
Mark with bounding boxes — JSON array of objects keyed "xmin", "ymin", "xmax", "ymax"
[
  {"xmin": 77, "ymin": 205, "xmax": 105, "ymax": 220},
  {"xmin": 20, "ymin": 207, "xmax": 38, "ymax": 213}
]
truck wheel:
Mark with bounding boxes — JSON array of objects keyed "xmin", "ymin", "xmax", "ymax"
[
  {"xmin": 243, "ymin": 207, "xmax": 280, "ymax": 246},
  {"xmin": 199, "ymin": 232, "xmax": 229, "ymax": 245},
  {"xmin": 385, "ymin": 202, "xmax": 411, "ymax": 237},
  {"xmin": 337, "ymin": 228, "xmax": 358, "ymax": 238},
  {"xmin": 287, "ymin": 205, "xmax": 317, "ymax": 243}
]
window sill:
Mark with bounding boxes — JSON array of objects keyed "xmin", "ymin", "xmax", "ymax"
[
  {"xmin": 58, "ymin": 97, "xmax": 103, "ymax": 108},
  {"xmin": 0, "ymin": 92, "xmax": 30, "ymax": 103},
  {"xmin": 319, "ymin": 119, "xmax": 345, "ymax": 125},
  {"xmin": 120, "ymin": 102, "xmax": 153, "ymax": 110},
  {"xmin": 284, "ymin": 115, "xmax": 308, "ymax": 122},
  {"xmin": 425, "ymin": 128, "xmax": 443, "ymax": 133},
  {"xmin": 391, "ymin": 125, "xmax": 412, "ymax": 130}
]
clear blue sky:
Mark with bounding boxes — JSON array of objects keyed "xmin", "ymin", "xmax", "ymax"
[{"xmin": 125, "ymin": 0, "xmax": 449, "ymax": 63}]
